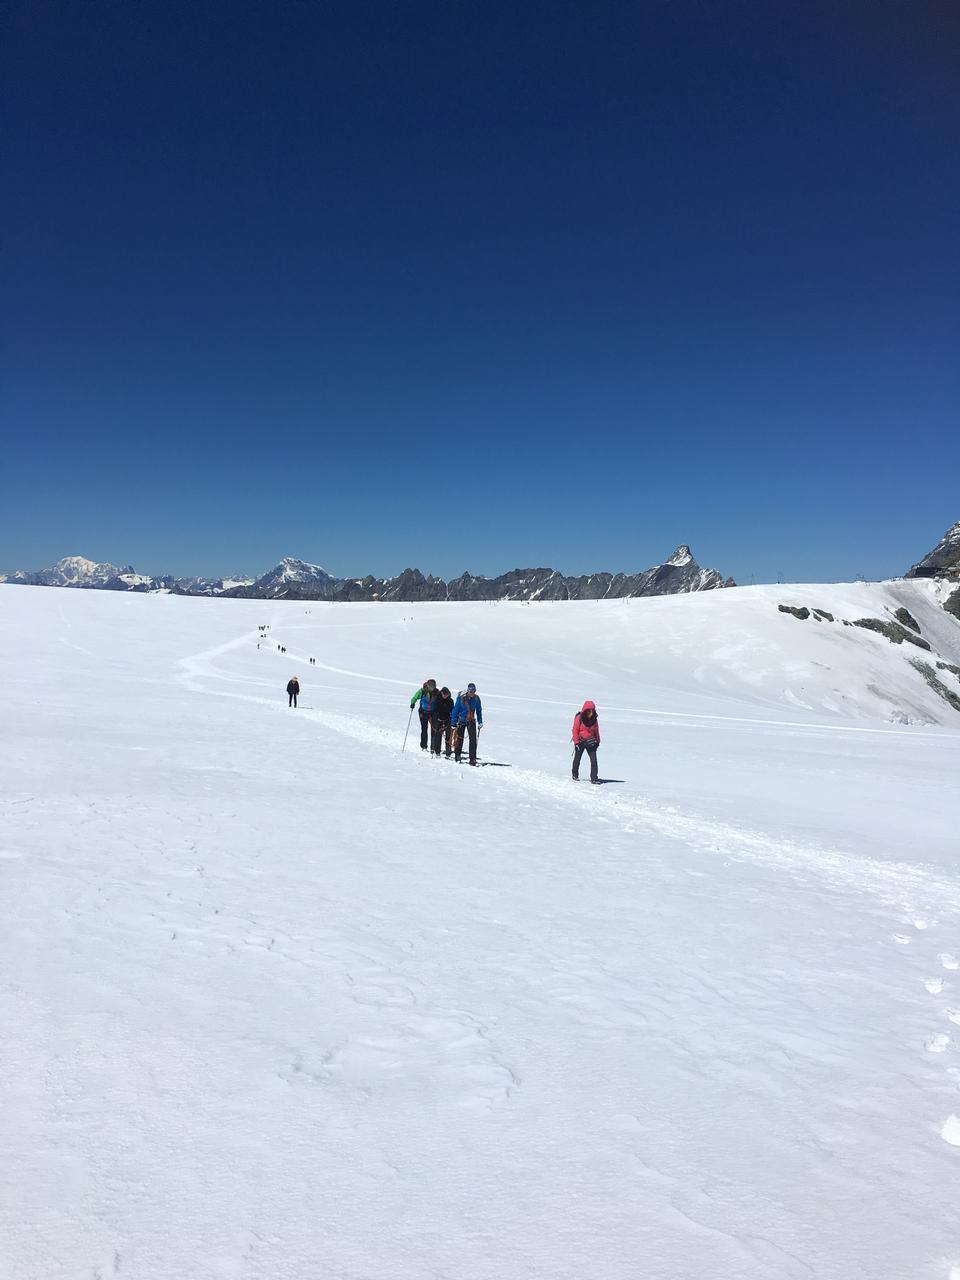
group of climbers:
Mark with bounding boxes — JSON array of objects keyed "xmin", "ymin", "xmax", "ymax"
[
  {"xmin": 409, "ymin": 679, "xmax": 483, "ymax": 765},
  {"xmin": 283, "ymin": 662, "xmax": 601, "ymax": 782}
]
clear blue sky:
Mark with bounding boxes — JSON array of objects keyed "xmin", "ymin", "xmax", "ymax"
[{"xmin": 2, "ymin": 0, "xmax": 957, "ymax": 584}]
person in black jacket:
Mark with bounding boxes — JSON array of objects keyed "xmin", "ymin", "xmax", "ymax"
[
  {"xmin": 286, "ymin": 676, "xmax": 300, "ymax": 708},
  {"xmin": 432, "ymin": 687, "xmax": 455, "ymax": 756}
]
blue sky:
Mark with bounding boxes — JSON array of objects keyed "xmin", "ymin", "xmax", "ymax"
[{"xmin": 2, "ymin": 0, "xmax": 957, "ymax": 584}]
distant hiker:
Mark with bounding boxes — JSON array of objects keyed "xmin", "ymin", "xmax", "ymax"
[
  {"xmin": 287, "ymin": 677, "xmax": 300, "ymax": 708},
  {"xmin": 410, "ymin": 679, "xmax": 438, "ymax": 750},
  {"xmin": 432, "ymin": 686, "xmax": 455, "ymax": 756},
  {"xmin": 571, "ymin": 700, "xmax": 600, "ymax": 783},
  {"xmin": 451, "ymin": 684, "xmax": 483, "ymax": 765}
]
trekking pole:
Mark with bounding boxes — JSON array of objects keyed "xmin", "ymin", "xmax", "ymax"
[{"xmin": 402, "ymin": 705, "xmax": 414, "ymax": 753}]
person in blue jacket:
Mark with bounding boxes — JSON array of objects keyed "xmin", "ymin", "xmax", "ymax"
[{"xmin": 451, "ymin": 683, "xmax": 483, "ymax": 765}]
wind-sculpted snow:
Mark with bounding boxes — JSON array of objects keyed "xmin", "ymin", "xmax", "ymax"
[{"xmin": 2, "ymin": 582, "xmax": 959, "ymax": 1279}]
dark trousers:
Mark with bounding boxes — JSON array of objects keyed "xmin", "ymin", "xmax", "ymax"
[
  {"xmin": 288, "ymin": 692, "xmax": 298, "ymax": 707},
  {"xmin": 572, "ymin": 742, "xmax": 598, "ymax": 781},
  {"xmin": 453, "ymin": 720, "xmax": 478, "ymax": 764},
  {"xmin": 418, "ymin": 709, "xmax": 430, "ymax": 749},
  {"xmin": 431, "ymin": 719, "xmax": 449, "ymax": 755}
]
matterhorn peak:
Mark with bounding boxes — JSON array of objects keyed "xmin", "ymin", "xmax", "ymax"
[{"xmin": 665, "ymin": 545, "xmax": 694, "ymax": 568}]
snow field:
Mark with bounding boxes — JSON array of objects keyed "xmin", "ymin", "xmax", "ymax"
[{"xmin": 1, "ymin": 581, "xmax": 959, "ymax": 1279}]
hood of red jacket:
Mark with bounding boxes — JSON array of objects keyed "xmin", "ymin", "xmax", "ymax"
[{"xmin": 581, "ymin": 700, "xmax": 596, "ymax": 713}]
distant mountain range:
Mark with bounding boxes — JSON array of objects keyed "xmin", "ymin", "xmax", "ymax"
[
  {"xmin": 4, "ymin": 524, "xmax": 957, "ymax": 603},
  {"xmin": 0, "ymin": 546, "xmax": 734, "ymax": 601}
]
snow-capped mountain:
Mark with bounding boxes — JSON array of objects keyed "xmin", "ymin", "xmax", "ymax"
[
  {"xmin": 0, "ymin": 555, "xmax": 133, "ymax": 588},
  {"xmin": 2, "ymin": 547, "xmax": 732, "ymax": 601},
  {"xmin": 906, "ymin": 520, "xmax": 960, "ymax": 579},
  {"xmin": 248, "ymin": 557, "xmax": 338, "ymax": 597},
  {"xmin": 175, "ymin": 575, "xmax": 257, "ymax": 596},
  {"xmin": 228, "ymin": 546, "xmax": 732, "ymax": 602}
]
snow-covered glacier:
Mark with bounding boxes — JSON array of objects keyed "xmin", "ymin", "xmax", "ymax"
[{"xmin": 1, "ymin": 580, "xmax": 959, "ymax": 1279}]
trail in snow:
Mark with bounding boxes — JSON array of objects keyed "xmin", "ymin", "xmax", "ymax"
[
  {"xmin": 5, "ymin": 584, "xmax": 960, "ymax": 1280},
  {"xmin": 178, "ymin": 627, "xmax": 960, "ymax": 918}
]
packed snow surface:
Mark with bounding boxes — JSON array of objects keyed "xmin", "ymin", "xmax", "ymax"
[{"xmin": 2, "ymin": 581, "xmax": 959, "ymax": 1280}]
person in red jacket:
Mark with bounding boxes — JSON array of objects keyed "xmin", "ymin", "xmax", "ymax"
[{"xmin": 571, "ymin": 700, "xmax": 600, "ymax": 783}]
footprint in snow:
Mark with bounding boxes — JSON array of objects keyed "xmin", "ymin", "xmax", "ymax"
[
  {"xmin": 892, "ymin": 934, "xmax": 911, "ymax": 945},
  {"xmin": 941, "ymin": 954, "xmax": 959, "ymax": 971},
  {"xmin": 910, "ymin": 917, "xmax": 931, "ymax": 930},
  {"xmin": 926, "ymin": 977, "xmax": 945, "ymax": 994},
  {"xmin": 947, "ymin": 1010, "xmax": 960, "ymax": 1027},
  {"xmin": 926, "ymin": 1033, "xmax": 950, "ymax": 1053}
]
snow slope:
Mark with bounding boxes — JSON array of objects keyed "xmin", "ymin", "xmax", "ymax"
[{"xmin": 1, "ymin": 581, "xmax": 959, "ymax": 1280}]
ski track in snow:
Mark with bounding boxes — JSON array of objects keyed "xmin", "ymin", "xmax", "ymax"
[{"xmin": 178, "ymin": 627, "xmax": 960, "ymax": 921}]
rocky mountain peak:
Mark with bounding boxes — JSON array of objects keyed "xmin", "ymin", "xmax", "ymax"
[
  {"xmin": 906, "ymin": 521, "xmax": 960, "ymax": 579},
  {"xmin": 665, "ymin": 545, "xmax": 693, "ymax": 568}
]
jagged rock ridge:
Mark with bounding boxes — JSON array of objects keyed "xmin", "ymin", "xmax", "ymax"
[
  {"xmin": 225, "ymin": 545, "xmax": 732, "ymax": 601},
  {"xmin": 1, "ymin": 546, "xmax": 733, "ymax": 602},
  {"xmin": 906, "ymin": 521, "xmax": 960, "ymax": 580}
]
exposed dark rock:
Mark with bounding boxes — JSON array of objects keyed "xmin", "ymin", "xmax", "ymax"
[
  {"xmin": 778, "ymin": 605, "xmax": 810, "ymax": 620},
  {"xmin": 911, "ymin": 660, "xmax": 960, "ymax": 713},
  {"xmin": 893, "ymin": 607, "xmax": 921, "ymax": 633},
  {"xmin": 944, "ymin": 587, "xmax": 960, "ymax": 621},
  {"xmin": 906, "ymin": 521, "xmax": 960, "ymax": 579},
  {"xmin": 812, "ymin": 609, "xmax": 835, "ymax": 622},
  {"xmin": 850, "ymin": 618, "xmax": 931, "ymax": 650}
]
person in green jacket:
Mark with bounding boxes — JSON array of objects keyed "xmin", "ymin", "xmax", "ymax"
[{"xmin": 409, "ymin": 678, "xmax": 438, "ymax": 751}]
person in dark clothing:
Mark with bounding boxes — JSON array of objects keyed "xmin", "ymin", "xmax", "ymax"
[
  {"xmin": 409, "ymin": 679, "xmax": 438, "ymax": 750},
  {"xmin": 287, "ymin": 676, "xmax": 300, "ymax": 708},
  {"xmin": 432, "ymin": 687, "xmax": 455, "ymax": 756},
  {"xmin": 571, "ymin": 700, "xmax": 600, "ymax": 782},
  {"xmin": 451, "ymin": 684, "xmax": 483, "ymax": 764}
]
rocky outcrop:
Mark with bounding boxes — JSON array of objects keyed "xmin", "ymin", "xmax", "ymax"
[{"xmin": 906, "ymin": 521, "xmax": 960, "ymax": 579}]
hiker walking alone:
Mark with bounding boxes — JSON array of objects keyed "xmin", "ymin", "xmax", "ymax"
[
  {"xmin": 571, "ymin": 700, "xmax": 600, "ymax": 783},
  {"xmin": 432, "ymin": 686, "xmax": 455, "ymax": 757},
  {"xmin": 451, "ymin": 683, "xmax": 483, "ymax": 765},
  {"xmin": 287, "ymin": 676, "xmax": 300, "ymax": 708},
  {"xmin": 409, "ymin": 679, "xmax": 438, "ymax": 751}
]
